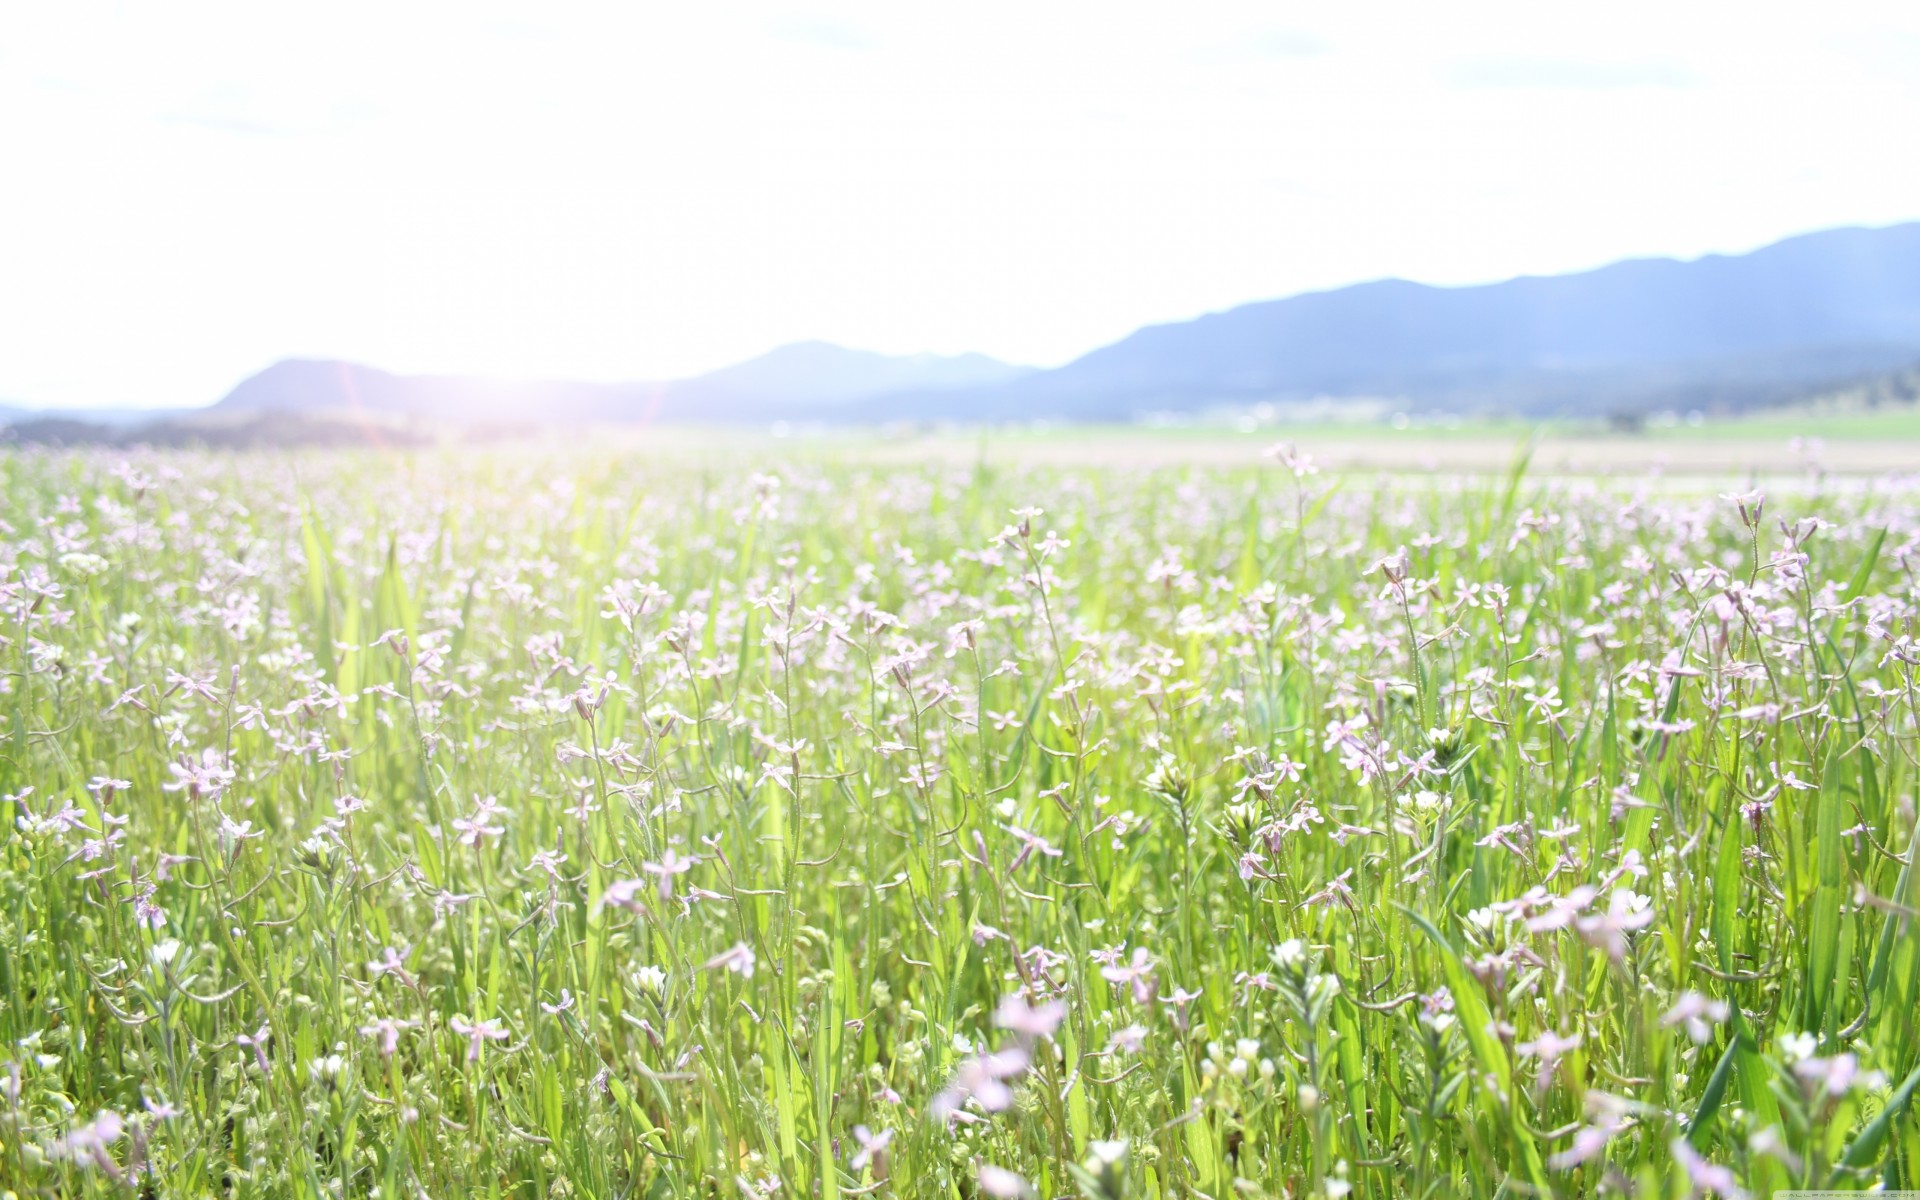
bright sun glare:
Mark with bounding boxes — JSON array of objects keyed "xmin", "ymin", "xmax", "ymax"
[{"xmin": 3, "ymin": 0, "xmax": 1918, "ymax": 408}]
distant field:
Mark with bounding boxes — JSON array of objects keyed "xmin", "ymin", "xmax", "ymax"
[
  {"xmin": 595, "ymin": 405, "xmax": 1920, "ymax": 474},
  {"xmin": 12, "ymin": 400, "xmax": 1920, "ymax": 471},
  {"xmin": 1643, "ymin": 407, "xmax": 1920, "ymax": 441}
]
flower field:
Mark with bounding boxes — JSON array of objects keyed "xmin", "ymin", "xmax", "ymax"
[{"xmin": 3, "ymin": 445, "xmax": 1919, "ymax": 1198}]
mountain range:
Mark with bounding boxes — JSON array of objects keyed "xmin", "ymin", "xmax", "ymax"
[
  {"xmin": 39, "ymin": 221, "xmax": 1920, "ymax": 428},
  {"xmin": 921, "ymin": 221, "xmax": 1920, "ymax": 420},
  {"xmin": 217, "ymin": 342, "xmax": 1033, "ymax": 424}
]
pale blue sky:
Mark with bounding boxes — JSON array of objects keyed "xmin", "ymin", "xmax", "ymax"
[{"xmin": 4, "ymin": 1, "xmax": 1919, "ymax": 409}]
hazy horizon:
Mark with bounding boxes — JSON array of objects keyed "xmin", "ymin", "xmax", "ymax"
[
  {"xmin": 6, "ymin": 1, "xmax": 1920, "ymax": 410},
  {"xmin": 18, "ymin": 218, "xmax": 1920, "ymax": 416}
]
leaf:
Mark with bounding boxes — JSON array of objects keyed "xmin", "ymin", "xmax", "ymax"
[
  {"xmin": 1864, "ymin": 802, "xmax": 1920, "ymax": 1007},
  {"xmin": 814, "ymin": 988, "xmax": 840, "ymax": 1200},
  {"xmin": 1838, "ymin": 1061, "xmax": 1920, "ymax": 1174},
  {"xmin": 1402, "ymin": 906, "xmax": 1550, "ymax": 1196},
  {"xmin": 1687, "ymin": 1036, "xmax": 1740, "ymax": 1148},
  {"xmin": 1182, "ymin": 1055, "xmax": 1223, "ymax": 1190},
  {"xmin": 1710, "ymin": 817, "xmax": 1742, "ymax": 977},
  {"xmin": 1804, "ymin": 748, "xmax": 1848, "ymax": 1033},
  {"xmin": 1496, "ymin": 434, "xmax": 1537, "ymax": 527},
  {"xmin": 1334, "ymin": 993, "xmax": 1371, "ymax": 1158},
  {"xmin": 1844, "ymin": 526, "xmax": 1888, "ymax": 603}
]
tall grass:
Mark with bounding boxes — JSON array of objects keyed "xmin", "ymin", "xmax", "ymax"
[{"xmin": 1, "ymin": 446, "xmax": 1917, "ymax": 1198}]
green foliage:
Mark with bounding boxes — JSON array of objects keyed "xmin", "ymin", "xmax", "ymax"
[{"xmin": 0, "ymin": 446, "xmax": 1915, "ymax": 1197}]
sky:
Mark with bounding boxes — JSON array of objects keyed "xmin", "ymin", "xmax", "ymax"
[{"xmin": 3, "ymin": 2, "xmax": 1919, "ymax": 410}]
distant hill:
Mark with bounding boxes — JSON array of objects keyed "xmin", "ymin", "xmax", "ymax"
[
  {"xmin": 216, "ymin": 343, "xmax": 1031, "ymax": 422},
  {"xmin": 0, "ymin": 405, "xmax": 195, "ymax": 429},
  {"xmin": 866, "ymin": 222, "xmax": 1920, "ymax": 420},
  {"xmin": 3, "ymin": 410, "xmax": 431, "ymax": 450},
  {"xmin": 184, "ymin": 221, "xmax": 1920, "ymax": 423},
  {"xmin": 677, "ymin": 340, "xmax": 1029, "ymax": 403}
]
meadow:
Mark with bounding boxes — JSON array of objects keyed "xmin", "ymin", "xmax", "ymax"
[{"xmin": 2, "ymin": 440, "xmax": 1918, "ymax": 1198}]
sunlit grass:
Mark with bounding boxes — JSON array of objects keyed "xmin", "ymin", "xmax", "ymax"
[{"xmin": 2, "ymin": 445, "xmax": 1918, "ymax": 1197}]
